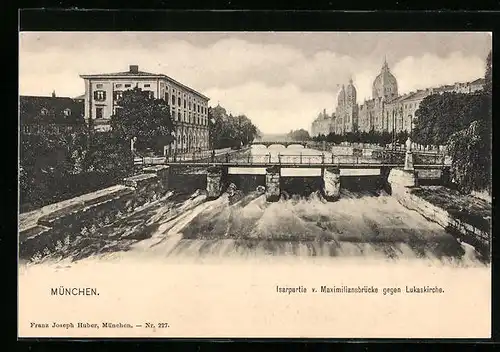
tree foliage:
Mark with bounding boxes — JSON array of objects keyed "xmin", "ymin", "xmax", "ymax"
[
  {"xmin": 447, "ymin": 120, "xmax": 491, "ymax": 194},
  {"xmin": 312, "ymin": 130, "xmax": 396, "ymax": 146},
  {"xmin": 20, "ymin": 127, "xmax": 134, "ymax": 211},
  {"xmin": 110, "ymin": 87, "xmax": 174, "ymax": 153},
  {"xmin": 412, "ymin": 92, "xmax": 489, "ymax": 146},
  {"xmin": 208, "ymin": 105, "xmax": 260, "ymax": 149},
  {"xmin": 445, "ymin": 51, "xmax": 492, "ymax": 195},
  {"xmin": 407, "ymin": 50, "xmax": 492, "ymax": 194},
  {"xmin": 287, "ymin": 129, "xmax": 311, "ymax": 141},
  {"xmin": 484, "ymin": 50, "xmax": 492, "ymax": 98}
]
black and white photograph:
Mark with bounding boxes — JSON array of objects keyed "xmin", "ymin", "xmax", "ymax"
[{"xmin": 18, "ymin": 30, "xmax": 492, "ymax": 338}]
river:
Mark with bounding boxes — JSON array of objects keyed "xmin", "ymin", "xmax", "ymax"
[{"xmin": 23, "ymin": 145, "xmax": 486, "ymax": 266}]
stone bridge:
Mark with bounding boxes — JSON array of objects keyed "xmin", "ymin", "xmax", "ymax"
[{"xmin": 250, "ymin": 141, "xmax": 308, "ymax": 148}]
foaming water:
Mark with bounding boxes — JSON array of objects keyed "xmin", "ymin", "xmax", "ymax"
[
  {"xmin": 29, "ymin": 183, "xmax": 488, "ymax": 268},
  {"xmin": 24, "ymin": 145, "xmax": 487, "ymax": 268}
]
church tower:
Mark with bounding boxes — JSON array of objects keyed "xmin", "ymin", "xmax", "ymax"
[
  {"xmin": 335, "ymin": 85, "xmax": 346, "ymax": 134},
  {"xmin": 345, "ymin": 78, "xmax": 359, "ymax": 132}
]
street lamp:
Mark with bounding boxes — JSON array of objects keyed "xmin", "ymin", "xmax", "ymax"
[
  {"xmin": 208, "ymin": 117, "xmax": 216, "ymax": 151},
  {"xmin": 130, "ymin": 136, "xmax": 137, "ymax": 153}
]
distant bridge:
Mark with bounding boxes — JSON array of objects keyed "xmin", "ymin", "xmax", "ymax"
[{"xmin": 250, "ymin": 141, "xmax": 308, "ymax": 148}]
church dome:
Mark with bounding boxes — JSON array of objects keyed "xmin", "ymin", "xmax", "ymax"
[
  {"xmin": 345, "ymin": 78, "xmax": 357, "ymax": 104},
  {"xmin": 372, "ymin": 58, "xmax": 398, "ymax": 100}
]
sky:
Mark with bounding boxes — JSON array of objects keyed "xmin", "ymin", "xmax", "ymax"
[{"xmin": 19, "ymin": 32, "xmax": 491, "ymax": 134}]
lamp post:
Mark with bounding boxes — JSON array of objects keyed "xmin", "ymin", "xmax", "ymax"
[
  {"xmin": 209, "ymin": 117, "xmax": 216, "ymax": 152},
  {"xmin": 130, "ymin": 136, "xmax": 137, "ymax": 153},
  {"xmin": 169, "ymin": 130, "xmax": 176, "ymax": 160},
  {"xmin": 391, "ymin": 110, "xmax": 396, "ymax": 150}
]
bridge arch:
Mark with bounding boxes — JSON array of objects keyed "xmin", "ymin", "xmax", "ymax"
[
  {"xmin": 268, "ymin": 144, "xmax": 287, "ymax": 149},
  {"xmin": 251, "ymin": 143, "xmax": 268, "ymax": 149},
  {"xmin": 287, "ymin": 144, "xmax": 306, "ymax": 149}
]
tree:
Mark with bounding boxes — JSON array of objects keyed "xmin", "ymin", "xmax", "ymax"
[
  {"xmin": 287, "ymin": 129, "xmax": 311, "ymax": 141},
  {"xmin": 445, "ymin": 51, "xmax": 492, "ymax": 195},
  {"xmin": 484, "ymin": 50, "xmax": 492, "ymax": 126},
  {"xmin": 396, "ymin": 130, "xmax": 409, "ymax": 145},
  {"xmin": 110, "ymin": 87, "xmax": 174, "ymax": 153},
  {"xmin": 484, "ymin": 50, "xmax": 492, "ymax": 97},
  {"xmin": 447, "ymin": 120, "xmax": 491, "ymax": 194},
  {"xmin": 412, "ymin": 92, "xmax": 488, "ymax": 146},
  {"xmin": 208, "ymin": 105, "xmax": 260, "ymax": 149}
]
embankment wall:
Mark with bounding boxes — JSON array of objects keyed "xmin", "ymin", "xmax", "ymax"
[
  {"xmin": 19, "ymin": 166, "xmax": 171, "ymax": 260},
  {"xmin": 388, "ymin": 170, "xmax": 490, "ymax": 258}
]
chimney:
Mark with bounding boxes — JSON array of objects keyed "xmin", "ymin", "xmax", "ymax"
[
  {"xmin": 51, "ymin": 90, "xmax": 56, "ymax": 98},
  {"xmin": 129, "ymin": 65, "xmax": 139, "ymax": 73}
]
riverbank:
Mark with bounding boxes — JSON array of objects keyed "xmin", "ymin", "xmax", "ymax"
[{"xmin": 391, "ymin": 184, "xmax": 491, "ymax": 259}]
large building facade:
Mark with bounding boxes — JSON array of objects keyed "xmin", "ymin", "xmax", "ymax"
[
  {"xmin": 311, "ymin": 109, "xmax": 336, "ymax": 137},
  {"xmin": 335, "ymin": 79, "xmax": 359, "ymax": 134},
  {"xmin": 20, "ymin": 92, "xmax": 85, "ymax": 135},
  {"xmin": 80, "ymin": 65, "xmax": 210, "ymax": 153},
  {"xmin": 330, "ymin": 58, "xmax": 485, "ymax": 136}
]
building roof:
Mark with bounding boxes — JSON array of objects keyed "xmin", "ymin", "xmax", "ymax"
[
  {"xmin": 79, "ymin": 65, "xmax": 210, "ymax": 101},
  {"xmin": 373, "ymin": 59, "xmax": 398, "ymax": 98},
  {"xmin": 20, "ymin": 95, "xmax": 85, "ymax": 125},
  {"xmin": 470, "ymin": 77, "xmax": 486, "ymax": 85}
]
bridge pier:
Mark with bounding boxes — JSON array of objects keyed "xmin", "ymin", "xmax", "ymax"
[
  {"xmin": 206, "ymin": 166, "xmax": 224, "ymax": 200},
  {"xmin": 143, "ymin": 165, "xmax": 170, "ymax": 196},
  {"xmin": 387, "ymin": 168, "xmax": 418, "ymax": 194},
  {"xmin": 265, "ymin": 165, "xmax": 281, "ymax": 202},
  {"xmin": 322, "ymin": 167, "xmax": 341, "ymax": 201}
]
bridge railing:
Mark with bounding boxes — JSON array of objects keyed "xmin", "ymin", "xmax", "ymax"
[{"xmin": 136, "ymin": 151, "xmax": 449, "ymax": 167}]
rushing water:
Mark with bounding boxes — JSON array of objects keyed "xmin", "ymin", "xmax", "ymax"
[{"xmin": 27, "ymin": 145, "xmax": 486, "ymax": 267}]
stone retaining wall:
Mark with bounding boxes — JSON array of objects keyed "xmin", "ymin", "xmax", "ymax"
[
  {"xmin": 19, "ymin": 166, "xmax": 171, "ymax": 260},
  {"xmin": 388, "ymin": 170, "xmax": 490, "ymax": 257}
]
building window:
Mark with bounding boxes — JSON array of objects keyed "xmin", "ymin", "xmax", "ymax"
[
  {"xmin": 116, "ymin": 84, "xmax": 122, "ymax": 88},
  {"xmin": 94, "ymin": 90, "xmax": 106, "ymax": 101},
  {"xmin": 40, "ymin": 108, "xmax": 48, "ymax": 116},
  {"xmin": 178, "ymin": 111, "xmax": 181, "ymax": 120},
  {"xmin": 144, "ymin": 84, "xmax": 151, "ymax": 88},
  {"xmin": 165, "ymin": 92, "xmax": 169, "ymax": 102},
  {"xmin": 96, "ymin": 84, "xmax": 103, "ymax": 89},
  {"xmin": 114, "ymin": 91, "xmax": 123, "ymax": 101},
  {"xmin": 125, "ymin": 84, "xmax": 131, "ymax": 88},
  {"xmin": 172, "ymin": 95, "xmax": 175, "ymax": 104},
  {"xmin": 178, "ymin": 97, "xmax": 181, "ymax": 106},
  {"xmin": 184, "ymin": 100, "xmax": 186, "ymax": 108},
  {"xmin": 64, "ymin": 108, "xmax": 71, "ymax": 116},
  {"xmin": 96, "ymin": 107, "xmax": 104, "ymax": 119}
]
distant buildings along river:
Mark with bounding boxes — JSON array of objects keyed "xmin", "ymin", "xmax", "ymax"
[{"xmin": 310, "ymin": 57, "xmax": 485, "ymax": 137}]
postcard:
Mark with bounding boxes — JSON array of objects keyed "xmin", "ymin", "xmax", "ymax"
[{"xmin": 18, "ymin": 30, "xmax": 492, "ymax": 339}]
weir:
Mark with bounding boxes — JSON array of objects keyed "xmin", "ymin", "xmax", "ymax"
[{"xmin": 18, "ymin": 145, "xmax": 458, "ymax": 260}]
